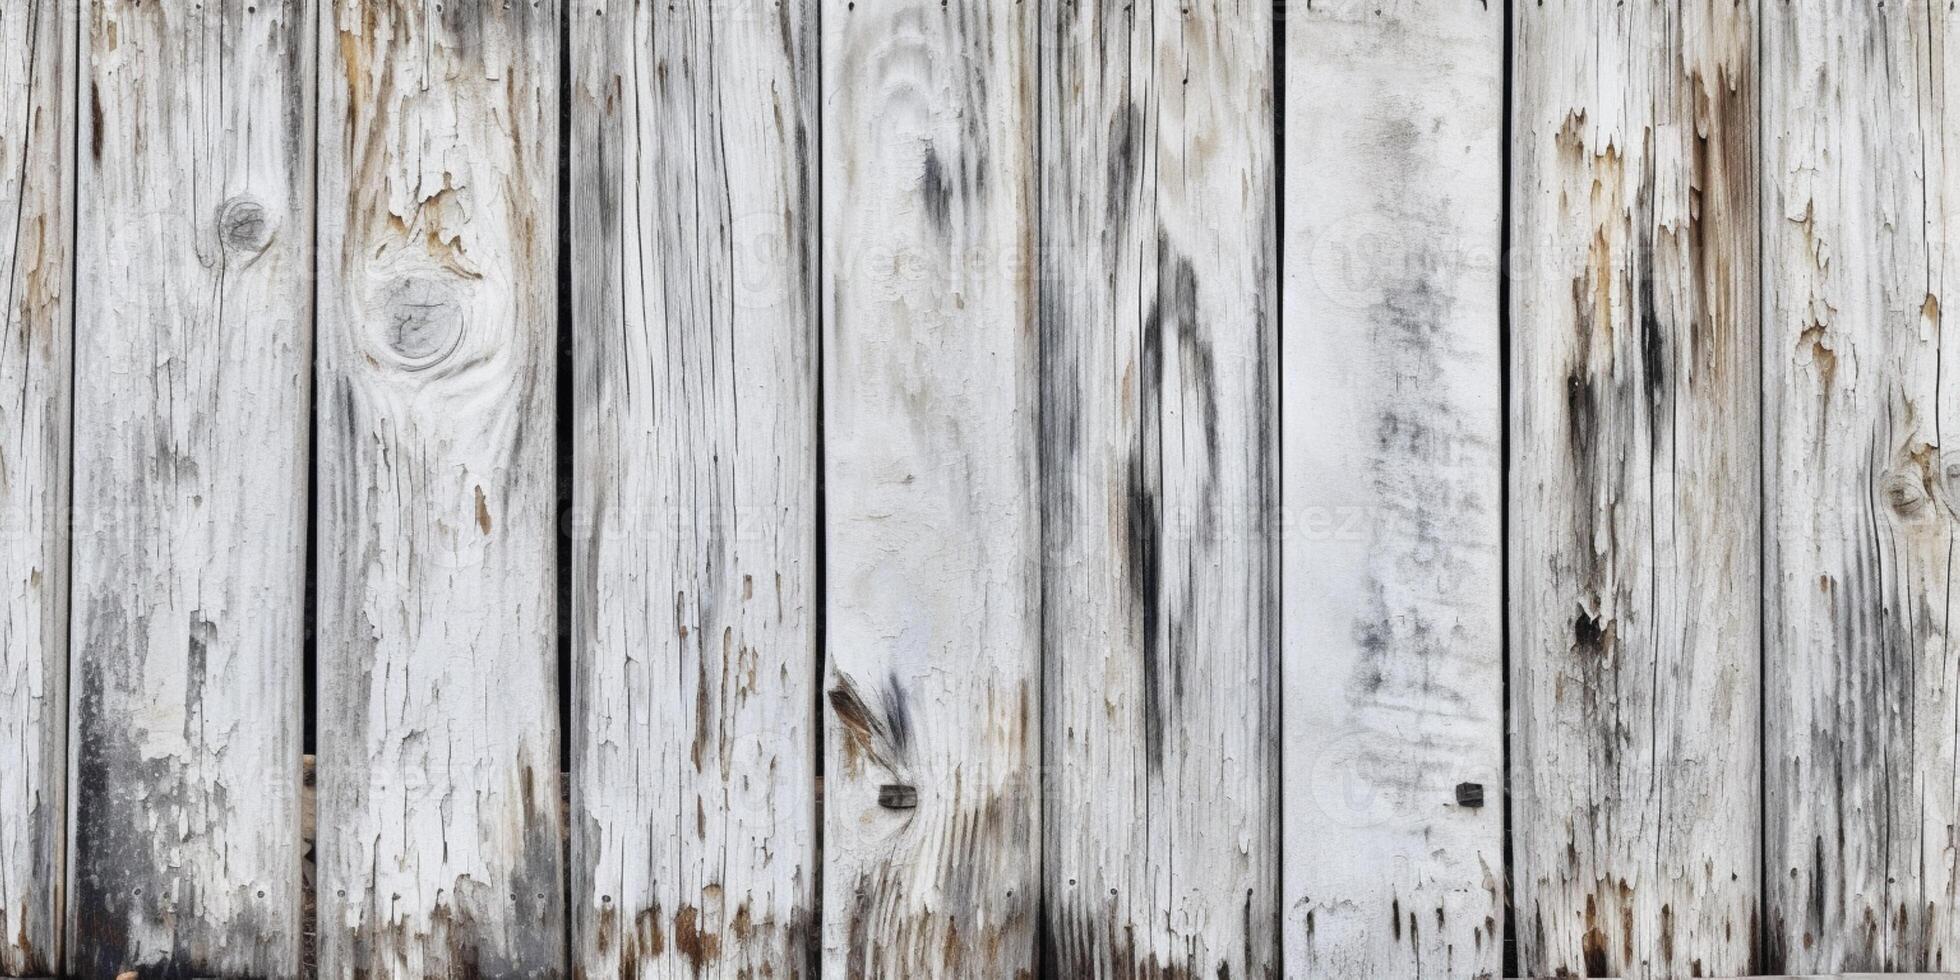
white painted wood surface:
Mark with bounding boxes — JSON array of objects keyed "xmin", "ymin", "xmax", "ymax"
[
  {"xmin": 1282, "ymin": 1, "xmax": 1505, "ymax": 977},
  {"xmin": 0, "ymin": 1, "xmax": 70, "ymax": 974},
  {"xmin": 821, "ymin": 1, "xmax": 1040, "ymax": 975},
  {"xmin": 43, "ymin": 5, "xmax": 1960, "ymax": 976},
  {"xmin": 315, "ymin": 2, "xmax": 563, "ymax": 975},
  {"xmin": 569, "ymin": 0, "xmax": 818, "ymax": 975},
  {"xmin": 1039, "ymin": 1, "xmax": 1277, "ymax": 975},
  {"xmin": 1510, "ymin": 1, "xmax": 1761, "ymax": 976},
  {"xmin": 1763, "ymin": 0, "xmax": 1960, "ymax": 972},
  {"xmin": 67, "ymin": 1, "xmax": 312, "ymax": 976}
]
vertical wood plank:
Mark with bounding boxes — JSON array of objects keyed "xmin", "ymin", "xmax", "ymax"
[
  {"xmin": 0, "ymin": 1, "xmax": 70, "ymax": 974},
  {"xmin": 1510, "ymin": 1, "xmax": 1761, "ymax": 976},
  {"xmin": 1038, "ymin": 1, "xmax": 1277, "ymax": 975},
  {"xmin": 1763, "ymin": 1, "xmax": 1960, "ymax": 971},
  {"xmin": 316, "ymin": 3, "xmax": 563, "ymax": 975},
  {"xmin": 68, "ymin": 1, "xmax": 312, "ymax": 975},
  {"xmin": 1280, "ymin": 1, "xmax": 1504, "ymax": 976},
  {"xmin": 569, "ymin": 0, "xmax": 819, "ymax": 975},
  {"xmin": 821, "ymin": 2, "xmax": 1040, "ymax": 975}
]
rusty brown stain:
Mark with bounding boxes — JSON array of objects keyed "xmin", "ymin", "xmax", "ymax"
[
  {"xmin": 827, "ymin": 677, "xmax": 899, "ymax": 776},
  {"xmin": 473, "ymin": 485, "xmax": 492, "ymax": 534},
  {"xmin": 1798, "ymin": 319, "xmax": 1837, "ymax": 395},
  {"xmin": 89, "ymin": 81, "xmax": 102, "ymax": 161},
  {"xmin": 672, "ymin": 905, "xmax": 721, "ymax": 971},
  {"xmin": 1581, "ymin": 893, "xmax": 1609, "ymax": 977},
  {"xmin": 338, "ymin": 28, "xmax": 367, "ymax": 109},
  {"xmin": 691, "ymin": 632, "xmax": 712, "ymax": 770},
  {"xmin": 640, "ymin": 905, "xmax": 667, "ymax": 959},
  {"xmin": 1661, "ymin": 903, "xmax": 1676, "ymax": 963},
  {"xmin": 1619, "ymin": 883, "xmax": 1634, "ymax": 967}
]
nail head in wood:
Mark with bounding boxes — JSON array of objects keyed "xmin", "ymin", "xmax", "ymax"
[
  {"xmin": 878, "ymin": 783, "xmax": 918, "ymax": 810},
  {"xmin": 1455, "ymin": 782, "xmax": 1484, "ymax": 809}
]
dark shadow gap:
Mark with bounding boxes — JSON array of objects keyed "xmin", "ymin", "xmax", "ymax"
[
  {"xmin": 301, "ymin": 3, "xmax": 326, "ymax": 975},
  {"xmin": 555, "ymin": 0, "xmax": 574, "ymax": 795},
  {"xmin": 810, "ymin": 0, "xmax": 828, "ymax": 975},
  {"xmin": 59, "ymin": 0, "xmax": 82, "ymax": 971},
  {"xmin": 1498, "ymin": 0, "xmax": 1518, "ymax": 976},
  {"xmin": 1031, "ymin": 1, "xmax": 1049, "ymax": 976},
  {"xmin": 556, "ymin": 0, "xmax": 576, "ymax": 969},
  {"xmin": 1754, "ymin": 0, "xmax": 1771, "ymax": 970},
  {"xmin": 1270, "ymin": 0, "xmax": 1286, "ymax": 971}
]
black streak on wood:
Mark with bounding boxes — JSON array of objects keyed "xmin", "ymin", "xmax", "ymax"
[{"xmin": 921, "ymin": 143, "xmax": 952, "ymax": 235}]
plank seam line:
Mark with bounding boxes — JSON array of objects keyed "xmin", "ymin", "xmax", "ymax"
[{"xmin": 1497, "ymin": 0, "xmax": 1519, "ymax": 973}]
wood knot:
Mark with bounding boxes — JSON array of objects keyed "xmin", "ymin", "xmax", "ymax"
[
  {"xmin": 1882, "ymin": 468, "xmax": 1933, "ymax": 520},
  {"xmin": 1938, "ymin": 451, "xmax": 1960, "ymax": 513},
  {"xmin": 374, "ymin": 277, "xmax": 464, "ymax": 371},
  {"xmin": 217, "ymin": 196, "xmax": 274, "ymax": 253}
]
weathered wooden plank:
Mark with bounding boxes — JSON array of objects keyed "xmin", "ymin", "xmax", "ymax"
[
  {"xmin": 821, "ymin": 2, "xmax": 1039, "ymax": 975},
  {"xmin": 569, "ymin": 0, "xmax": 819, "ymax": 975},
  {"xmin": 1510, "ymin": 1, "xmax": 1761, "ymax": 976},
  {"xmin": 1763, "ymin": 1, "xmax": 1960, "ymax": 971},
  {"xmin": 67, "ymin": 1, "xmax": 312, "ymax": 975},
  {"xmin": 1038, "ymin": 1, "xmax": 1277, "ymax": 975},
  {"xmin": 1280, "ymin": 1, "xmax": 1504, "ymax": 977},
  {"xmin": 315, "ymin": 3, "xmax": 563, "ymax": 975},
  {"xmin": 0, "ymin": 1, "xmax": 71, "ymax": 974}
]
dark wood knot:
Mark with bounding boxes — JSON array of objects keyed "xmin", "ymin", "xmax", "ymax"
[
  {"xmin": 218, "ymin": 196, "xmax": 274, "ymax": 254},
  {"xmin": 376, "ymin": 277, "xmax": 464, "ymax": 371},
  {"xmin": 1883, "ymin": 469, "xmax": 1933, "ymax": 520},
  {"xmin": 878, "ymin": 784, "xmax": 918, "ymax": 810}
]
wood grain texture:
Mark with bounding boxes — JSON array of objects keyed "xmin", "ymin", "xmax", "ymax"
[
  {"xmin": 1038, "ymin": 1, "xmax": 1277, "ymax": 975},
  {"xmin": 1763, "ymin": 0, "xmax": 1960, "ymax": 971},
  {"xmin": 821, "ymin": 2, "xmax": 1039, "ymax": 975},
  {"xmin": 569, "ymin": 0, "xmax": 818, "ymax": 976},
  {"xmin": 316, "ymin": 2, "xmax": 562, "ymax": 976},
  {"xmin": 1281, "ymin": 1, "xmax": 1504, "ymax": 977},
  {"xmin": 1509, "ymin": 0, "xmax": 1761, "ymax": 976},
  {"xmin": 67, "ymin": 0, "xmax": 312, "ymax": 975},
  {"xmin": 0, "ymin": 1, "xmax": 70, "ymax": 974}
]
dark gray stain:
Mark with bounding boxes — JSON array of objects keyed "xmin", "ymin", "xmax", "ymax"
[
  {"xmin": 1126, "ymin": 446, "xmax": 1165, "ymax": 768},
  {"xmin": 70, "ymin": 597, "xmax": 283, "ymax": 979},
  {"xmin": 828, "ymin": 672, "xmax": 915, "ymax": 777},
  {"xmin": 922, "ymin": 143, "xmax": 953, "ymax": 235},
  {"xmin": 1105, "ymin": 100, "xmax": 1142, "ymax": 239}
]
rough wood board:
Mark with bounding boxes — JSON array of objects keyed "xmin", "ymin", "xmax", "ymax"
[
  {"xmin": 66, "ymin": 0, "xmax": 312, "ymax": 975},
  {"xmin": 820, "ymin": 1, "xmax": 1040, "ymax": 975},
  {"xmin": 1281, "ymin": 0, "xmax": 1505, "ymax": 977},
  {"xmin": 1039, "ymin": 1, "xmax": 1278, "ymax": 975},
  {"xmin": 1762, "ymin": 0, "xmax": 1960, "ymax": 971},
  {"xmin": 315, "ymin": 3, "xmax": 563, "ymax": 975},
  {"xmin": 1509, "ymin": 0, "xmax": 1761, "ymax": 976},
  {"xmin": 569, "ymin": 0, "xmax": 819, "ymax": 975},
  {"xmin": 0, "ymin": 0, "xmax": 71, "ymax": 974}
]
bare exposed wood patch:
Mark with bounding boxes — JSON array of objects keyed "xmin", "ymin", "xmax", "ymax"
[
  {"xmin": 66, "ymin": 1, "xmax": 311, "ymax": 975},
  {"xmin": 1510, "ymin": 1, "xmax": 1762, "ymax": 976},
  {"xmin": 316, "ymin": 2, "xmax": 563, "ymax": 975},
  {"xmin": 821, "ymin": 1, "xmax": 1040, "ymax": 975},
  {"xmin": 1038, "ymin": 0, "xmax": 1278, "ymax": 976},
  {"xmin": 569, "ymin": 0, "xmax": 819, "ymax": 976},
  {"xmin": 0, "ymin": 0, "xmax": 71, "ymax": 974},
  {"xmin": 1281, "ymin": 1, "xmax": 1505, "ymax": 977},
  {"xmin": 1763, "ymin": 1, "xmax": 1960, "ymax": 972}
]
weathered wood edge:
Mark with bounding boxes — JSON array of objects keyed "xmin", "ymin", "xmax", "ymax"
[{"xmin": 0, "ymin": 0, "xmax": 74, "ymax": 974}]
